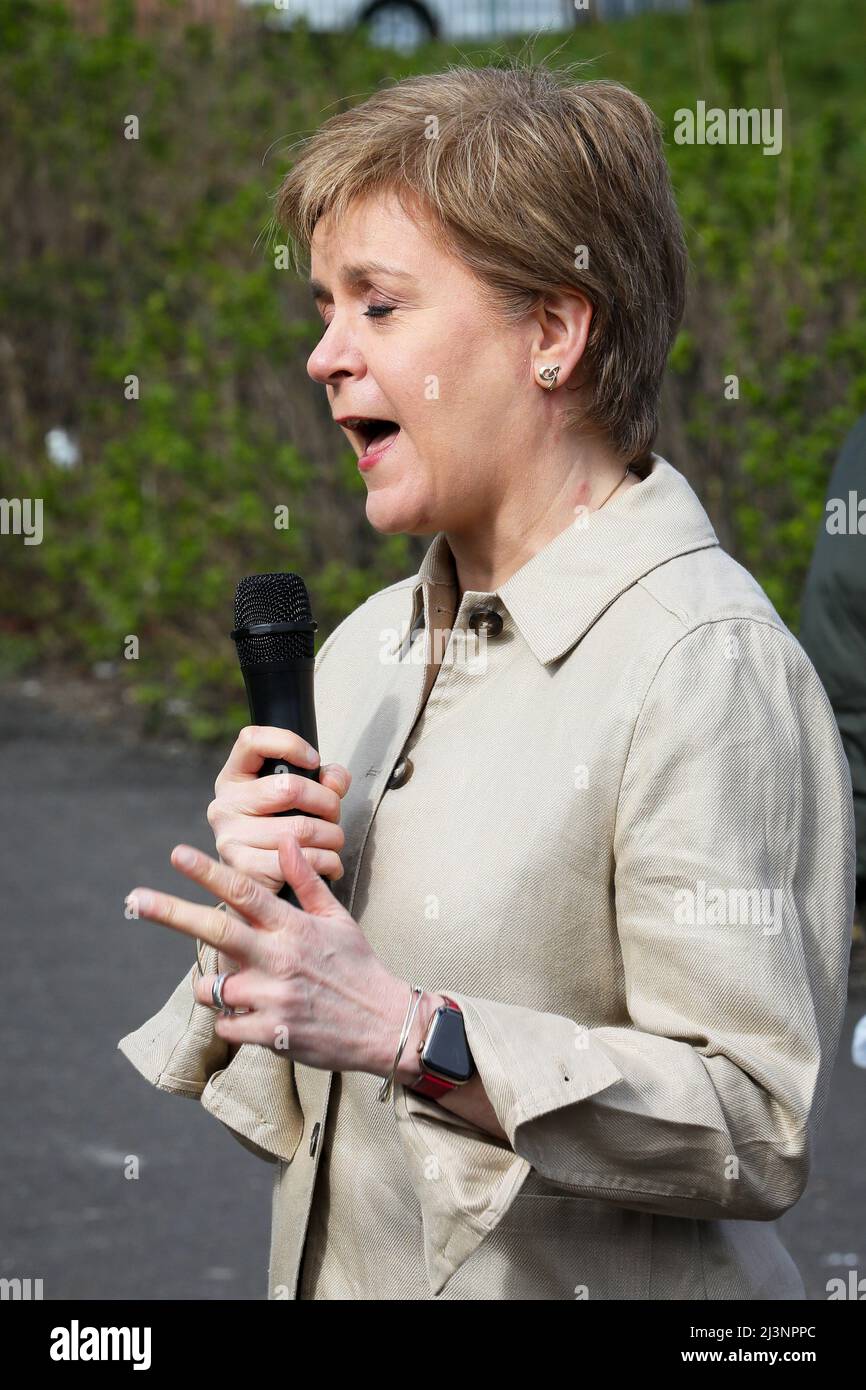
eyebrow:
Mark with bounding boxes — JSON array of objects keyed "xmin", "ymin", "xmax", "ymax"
[{"xmin": 309, "ymin": 261, "xmax": 418, "ymax": 303}]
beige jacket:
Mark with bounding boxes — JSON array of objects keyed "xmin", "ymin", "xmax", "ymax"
[{"xmin": 118, "ymin": 455, "xmax": 855, "ymax": 1300}]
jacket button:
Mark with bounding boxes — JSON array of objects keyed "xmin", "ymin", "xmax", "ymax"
[
  {"xmin": 468, "ymin": 606, "xmax": 503, "ymax": 637},
  {"xmin": 386, "ymin": 755, "xmax": 414, "ymax": 789},
  {"xmin": 309, "ymin": 1121, "xmax": 320, "ymax": 1157}
]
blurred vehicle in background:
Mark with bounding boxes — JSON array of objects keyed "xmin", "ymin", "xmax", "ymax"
[{"xmin": 238, "ymin": 0, "xmax": 690, "ymax": 54}]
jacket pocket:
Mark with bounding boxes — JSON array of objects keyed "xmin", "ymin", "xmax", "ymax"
[{"xmin": 492, "ymin": 1193, "xmax": 653, "ymax": 1300}]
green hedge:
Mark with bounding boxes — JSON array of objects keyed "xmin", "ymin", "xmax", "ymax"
[{"xmin": 1, "ymin": 0, "xmax": 863, "ymax": 740}]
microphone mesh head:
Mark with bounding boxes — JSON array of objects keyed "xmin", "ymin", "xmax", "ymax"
[{"xmin": 233, "ymin": 573, "xmax": 314, "ymax": 665}]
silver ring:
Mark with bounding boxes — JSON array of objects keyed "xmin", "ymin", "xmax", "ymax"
[{"xmin": 212, "ymin": 972, "xmax": 233, "ymax": 1014}]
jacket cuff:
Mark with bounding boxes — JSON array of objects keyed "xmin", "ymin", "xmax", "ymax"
[
  {"xmin": 392, "ymin": 990, "xmax": 623, "ymax": 1295},
  {"xmin": 116, "ymin": 942, "xmax": 227, "ymax": 1098},
  {"xmin": 117, "ymin": 941, "xmax": 304, "ymax": 1165}
]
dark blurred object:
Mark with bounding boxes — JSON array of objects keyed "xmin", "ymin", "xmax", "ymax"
[
  {"xmin": 852, "ymin": 902, "xmax": 866, "ymax": 994},
  {"xmin": 799, "ymin": 413, "xmax": 866, "ymax": 988}
]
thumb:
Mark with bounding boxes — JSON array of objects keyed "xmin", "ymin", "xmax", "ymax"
[{"xmin": 277, "ymin": 832, "xmax": 343, "ymax": 917}]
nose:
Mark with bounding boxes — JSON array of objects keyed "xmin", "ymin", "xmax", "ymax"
[{"xmin": 306, "ymin": 316, "xmax": 364, "ymax": 387}]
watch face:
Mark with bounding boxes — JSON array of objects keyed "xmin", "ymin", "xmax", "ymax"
[{"xmin": 422, "ymin": 1006, "xmax": 474, "ymax": 1083}]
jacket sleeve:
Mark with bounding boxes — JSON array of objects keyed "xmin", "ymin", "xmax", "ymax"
[
  {"xmin": 116, "ymin": 937, "xmax": 304, "ymax": 1165},
  {"xmin": 392, "ymin": 617, "xmax": 856, "ymax": 1295},
  {"xmin": 116, "ymin": 937, "xmax": 229, "ymax": 1100}
]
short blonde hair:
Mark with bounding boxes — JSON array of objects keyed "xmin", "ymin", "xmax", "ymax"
[{"xmin": 275, "ymin": 62, "xmax": 687, "ymax": 465}]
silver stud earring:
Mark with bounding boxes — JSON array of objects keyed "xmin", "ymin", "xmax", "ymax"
[{"xmin": 538, "ymin": 365, "xmax": 560, "ymax": 391}]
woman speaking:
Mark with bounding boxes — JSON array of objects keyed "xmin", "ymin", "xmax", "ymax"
[{"xmin": 118, "ymin": 62, "xmax": 854, "ymax": 1300}]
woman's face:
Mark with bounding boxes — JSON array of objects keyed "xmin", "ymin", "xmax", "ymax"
[{"xmin": 307, "ymin": 191, "xmax": 548, "ymax": 538}]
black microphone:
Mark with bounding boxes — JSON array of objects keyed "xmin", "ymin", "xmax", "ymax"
[{"xmin": 230, "ymin": 572, "xmax": 321, "ymax": 908}]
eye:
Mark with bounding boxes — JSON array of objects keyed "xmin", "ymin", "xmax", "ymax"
[{"xmin": 364, "ymin": 302, "xmax": 396, "ymax": 321}]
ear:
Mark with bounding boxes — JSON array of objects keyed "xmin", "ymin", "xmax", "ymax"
[{"xmin": 277, "ymin": 833, "xmax": 343, "ymax": 917}]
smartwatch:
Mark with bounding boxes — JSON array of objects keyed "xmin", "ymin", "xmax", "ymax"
[{"xmin": 409, "ymin": 994, "xmax": 475, "ymax": 1100}]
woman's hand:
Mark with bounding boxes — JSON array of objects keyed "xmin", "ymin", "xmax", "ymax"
[
  {"xmin": 124, "ymin": 836, "xmax": 420, "ymax": 1078},
  {"xmin": 208, "ymin": 725, "xmax": 351, "ymax": 896},
  {"xmin": 208, "ymin": 725, "xmax": 351, "ymax": 978}
]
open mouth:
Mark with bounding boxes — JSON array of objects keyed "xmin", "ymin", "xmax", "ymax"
[{"xmin": 341, "ymin": 416, "xmax": 401, "ymax": 457}]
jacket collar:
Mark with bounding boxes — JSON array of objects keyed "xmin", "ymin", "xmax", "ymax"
[{"xmin": 412, "ymin": 455, "xmax": 720, "ymax": 665}]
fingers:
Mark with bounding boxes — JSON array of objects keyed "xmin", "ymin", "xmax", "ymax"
[
  {"xmin": 216, "ymin": 813, "xmax": 344, "ymax": 855},
  {"xmin": 217, "ymin": 842, "xmax": 345, "ymax": 885},
  {"xmin": 212, "ymin": 772, "xmax": 343, "ymax": 823},
  {"xmin": 217, "ymin": 726, "xmax": 320, "ymax": 786},
  {"xmin": 126, "ymin": 846, "xmax": 286, "ymax": 961},
  {"xmin": 277, "ymin": 834, "xmax": 343, "ymax": 918},
  {"xmin": 302, "ymin": 848, "xmax": 344, "ymax": 880},
  {"xmin": 194, "ymin": 968, "xmax": 269, "ymax": 1012},
  {"xmin": 175, "ymin": 845, "xmax": 288, "ymax": 930},
  {"xmin": 194, "ymin": 972, "xmax": 292, "ymax": 1050},
  {"xmin": 126, "ymin": 886, "xmax": 265, "ymax": 963},
  {"xmin": 321, "ymin": 763, "xmax": 352, "ymax": 797},
  {"xmin": 213, "ymin": 1011, "xmax": 277, "ymax": 1047}
]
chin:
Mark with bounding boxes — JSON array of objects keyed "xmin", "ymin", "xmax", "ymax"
[{"xmin": 363, "ymin": 487, "xmax": 436, "ymax": 537}]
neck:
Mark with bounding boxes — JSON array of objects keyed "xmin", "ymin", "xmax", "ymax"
[{"xmin": 446, "ymin": 438, "xmax": 640, "ymax": 600}]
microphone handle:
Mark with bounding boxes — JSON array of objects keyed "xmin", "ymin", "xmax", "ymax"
[{"xmin": 240, "ymin": 658, "xmax": 321, "ymax": 909}]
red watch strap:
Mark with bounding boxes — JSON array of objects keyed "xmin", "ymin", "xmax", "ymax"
[
  {"xmin": 410, "ymin": 995, "xmax": 461, "ymax": 1098},
  {"xmin": 411, "ymin": 1072, "xmax": 458, "ymax": 1099}
]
